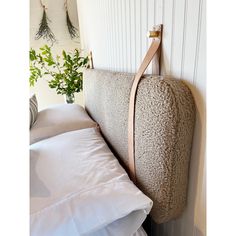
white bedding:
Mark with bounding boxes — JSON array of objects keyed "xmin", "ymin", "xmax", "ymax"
[
  {"xmin": 30, "ymin": 104, "xmax": 97, "ymax": 144},
  {"xmin": 30, "ymin": 127, "xmax": 152, "ymax": 236}
]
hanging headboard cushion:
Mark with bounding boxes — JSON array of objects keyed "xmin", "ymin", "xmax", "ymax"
[{"xmin": 83, "ymin": 69, "xmax": 195, "ymax": 224}]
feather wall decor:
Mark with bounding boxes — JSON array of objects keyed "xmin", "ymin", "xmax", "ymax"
[{"xmin": 35, "ymin": 0, "xmax": 56, "ymax": 44}]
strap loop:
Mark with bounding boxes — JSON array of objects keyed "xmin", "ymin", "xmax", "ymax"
[{"xmin": 128, "ymin": 38, "xmax": 161, "ymax": 183}]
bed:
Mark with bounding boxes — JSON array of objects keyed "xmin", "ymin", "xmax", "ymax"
[{"xmin": 30, "ymin": 69, "xmax": 195, "ymax": 235}]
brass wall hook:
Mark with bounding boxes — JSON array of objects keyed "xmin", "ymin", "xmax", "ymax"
[
  {"xmin": 147, "ymin": 24, "xmax": 163, "ymax": 75},
  {"xmin": 147, "ymin": 25, "xmax": 162, "ymax": 39}
]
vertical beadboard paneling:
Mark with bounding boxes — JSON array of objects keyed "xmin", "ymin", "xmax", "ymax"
[
  {"xmin": 182, "ymin": 0, "xmax": 201, "ymax": 83},
  {"xmin": 140, "ymin": 0, "xmax": 148, "ymax": 63},
  {"xmin": 107, "ymin": 0, "xmax": 112, "ymax": 70},
  {"xmin": 155, "ymin": 0, "xmax": 163, "ymax": 24},
  {"xmin": 170, "ymin": 0, "xmax": 186, "ymax": 78},
  {"xmin": 193, "ymin": 0, "xmax": 204, "ymax": 84},
  {"xmin": 162, "ymin": 0, "xmax": 174, "ymax": 75},
  {"xmin": 135, "ymin": 0, "xmax": 142, "ymax": 69},
  {"xmin": 111, "ymin": 0, "xmax": 116, "ymax": 70},
  {"xmin": 147, "ymin": 0, "xmax": 155, "ymax": 73},
  {"xmin": 121, "ymin": 0, "xmax": 126, "ymax": 71},
  {"xmin": 77, "ymin": 1, "xmax": 206, "ymax": 235},
  {"xmin": 196, "ymin": 0, "xmax": 206, "ymax": 94},
  {"xmin": 105, "ymin": 0, "xmax": 110, "ymax": 69},
  {"xmin": 126, "ymin": 0, "xmax": 131, "ymax": 72},
  {"xmin": 130, "ymin": 0, "xmax": 136, "ymax": 73},
  {"xmin": 117, "ymin": 0, "xmax": 122, "ymax": 71}
]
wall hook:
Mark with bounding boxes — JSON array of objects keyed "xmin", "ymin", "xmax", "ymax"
[{"xmin": 148, "ymin": 24, "xmax": 163, "ymax": 75}]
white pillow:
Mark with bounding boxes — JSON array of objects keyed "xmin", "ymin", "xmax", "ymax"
[
  {"xmin": 30, "ymin": 104, "xmax": 98, "ymax": 144},
  {"xmin": 30, "ymin": 94, "xmax": 38, "ymax": 129},
  {"xmin": 30, "ymin": 127, "xmax": 152, "ymax": 235}
]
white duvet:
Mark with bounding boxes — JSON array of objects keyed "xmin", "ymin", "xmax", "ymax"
[{"xmin": 30, "ymin": 127, "xmax": 152, "ymax": 236}]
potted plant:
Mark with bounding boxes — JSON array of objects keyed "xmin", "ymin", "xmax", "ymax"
[{"xmin": 29, "ymin": 45, "xmax": 89, "ymax": 103}]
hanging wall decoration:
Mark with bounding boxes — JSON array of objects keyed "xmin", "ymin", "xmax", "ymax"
[
  {"xmin": 64, "ymin": 0, "xmax": 79, "ymax": 39},
  {"xmin": 35, "ymin": 0, "xmax": 56, "ymax": 44}
]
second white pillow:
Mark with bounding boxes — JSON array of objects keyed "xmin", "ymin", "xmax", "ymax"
[{"xmin": 30, "ymin": 104, "xmax": 98, "ymax": 144}]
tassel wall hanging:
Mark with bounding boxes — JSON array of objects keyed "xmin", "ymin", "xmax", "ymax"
[
  {"xmin": 35, "ymin": 0, "xmax": 56, "ymax": 44},
  {"xmin": 65, "ymin": 0, "xmax": 79, "ymax": 39}
]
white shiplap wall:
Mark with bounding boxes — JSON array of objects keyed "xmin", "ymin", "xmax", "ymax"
[{"xmin": 77, "ymin": 0, "xmax": 206, "ymax": 236}]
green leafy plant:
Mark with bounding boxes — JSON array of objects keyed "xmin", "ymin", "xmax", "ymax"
[{"xmin": 29, "ymin": 45, "xmax": 89, "ymax": 97}]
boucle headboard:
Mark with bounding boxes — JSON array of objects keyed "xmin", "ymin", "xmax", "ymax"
[{"xmin": 83, "ymin": 69, "xmax": 195, "ymax": 224}]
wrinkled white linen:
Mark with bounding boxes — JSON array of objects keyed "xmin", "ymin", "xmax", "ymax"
[
  {"xmin": 133, "ymin": 227, "xmax": 148, "ymax": 236},
  {"xmin": 30, "ymin": 127, "xmax": 152, "ymax": 236}
]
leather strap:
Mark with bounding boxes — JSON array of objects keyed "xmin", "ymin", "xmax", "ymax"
[{"xmin": 128, "ymin": 38, "xmax": 161, "ymax": 183}]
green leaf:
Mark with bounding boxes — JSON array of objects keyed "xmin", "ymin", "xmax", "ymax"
[
  {"xmin": 62, "ymin": 50, "xmax": 66, "ymax": 59},
  {"xmin": 29, "ymin": 46, "xmax": 89, "ymax": 93}
]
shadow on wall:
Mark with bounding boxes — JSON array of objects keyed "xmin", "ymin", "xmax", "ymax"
[
  {"xmin": 160, "ymin": 47, "xmax": 169, "ymax": 76},
  {"xmin": 152, "ymin": 81, "xmax": 206, "ymax": 236}
]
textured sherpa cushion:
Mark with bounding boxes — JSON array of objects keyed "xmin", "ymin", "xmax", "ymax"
[
  {"xmin": 83, "ymin": 69, "xmax": 195, "ymax": 224},
  {"xmin": 30, "ymin": 94, "xmax": 38, "ymax": 129},
  {"xmin": 30, "ymin": 104, "xmax": 98, "ymax": 144}
]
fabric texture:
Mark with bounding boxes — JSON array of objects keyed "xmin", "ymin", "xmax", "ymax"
[
  {"xmin": 30, "ymin": 103, "xmax": 98, "ymax": 144},
  {"xmin": 30, "ymin": 94, "xmax": 38, "ymax": 128},
  {"xmin": 30, "ymin": 127, "xmax": 152, "ymax": 236},
  {"xmin": 83, "ymin": 69, "xmax": 196, "ymax": 223}
]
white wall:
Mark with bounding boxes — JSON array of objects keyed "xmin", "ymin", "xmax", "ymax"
[
  {"xmin": 77, "ymin": 0, "xmax": 206, "ymax": 236},
  {"xmin": 30, "ymin": 0, "xmax": 83, "ymax": 110}
]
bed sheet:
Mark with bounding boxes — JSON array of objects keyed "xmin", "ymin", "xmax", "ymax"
[{"xmin": 30, "ymin": 127, "xmax": 152, "ymax": 235}]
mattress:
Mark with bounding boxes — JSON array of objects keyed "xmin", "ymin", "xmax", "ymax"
[{"xmin": 30, "ymin": 127, "xmax": 152, "ymax": 235}]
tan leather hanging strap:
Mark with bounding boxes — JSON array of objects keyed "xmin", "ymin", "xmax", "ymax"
[{"xmin": 128, "ymin": 38, "xmax": 161, "ymax": 183}]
